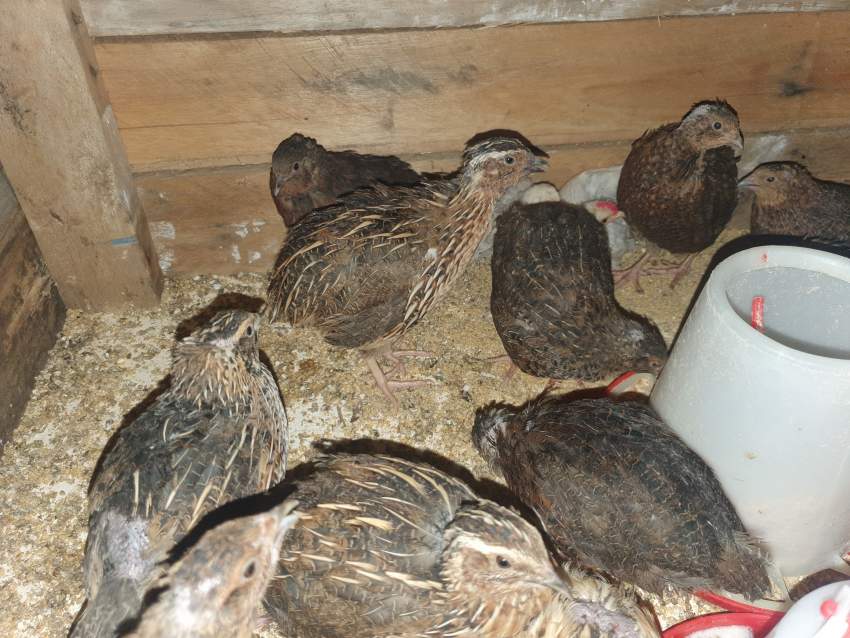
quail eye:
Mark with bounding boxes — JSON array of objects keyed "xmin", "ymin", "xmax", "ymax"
[
  {"xmin": 766, "ymin": 176, "xmax": 775, "ymax": 183},
  {"xmin": 292, "ymin": 162, "xmax": 300, "ymax": 171},
  {"xmin": 713, "ymin": 122, "xmax": 722, "ymax": 130},
  {"xmin": 504, "ymin": 156, "xmax": 515, "ymax": 165},
  {"xmin": 243, "ymin": 561, "xmax": 256, "ymax": 579},
  {"xmin": 496, "ymin": 556, "xmax": 510, "ymax": 568},
  {"xmin": 245, "ymin": 325, "xmax": 254, "ymax": 337}
]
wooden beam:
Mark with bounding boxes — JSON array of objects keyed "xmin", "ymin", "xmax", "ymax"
[
  {"xmin": 138, "ymin": 126, "xmax": 850, "ymax": 276},
  {"xmin": 0, "ymin": 169, "xmax": 65, "ymax": 446},
  {"xmin": 95, "ymin": 12, "xmax": 850, "ymax": 174},
  {"xmin": 0, "ymin": 0, "xmax": 162, "ymax": 310},
  {"xmin": 80, "ymin": 0, "xmax": 846, "ymax": 38}
]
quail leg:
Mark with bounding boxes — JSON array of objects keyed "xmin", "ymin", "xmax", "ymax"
[
  {"xmin": 363, "ymin": 355, "xmax": 433, "ymax": 407},
  {"xmin": 645, "ymin": 252, "xmax": 699, "ymax": 289},
  {"xmin": 384, "ymin": 350, "xmax": 434, "ymax": 380},
  {"xmin": 613, "ymin": 251, "xmax": 651, "ymax": 293},
  {"xmin": 483, "ymin": 354, "xmax": 518, "ymax": 381}
]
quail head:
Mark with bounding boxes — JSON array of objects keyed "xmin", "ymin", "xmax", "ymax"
[
  {"xmin": 124, "ymin": 500, "xmax": 300, "ymax": 638},
  {"xmin": 739, "ymin": 161, "xmax": 850, "ymax": 244},
  {"xmin": 270, "ymin": 133, "xmax": 420, "ymax": 227}
]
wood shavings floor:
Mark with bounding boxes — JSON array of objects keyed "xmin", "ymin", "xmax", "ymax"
[{"xmin": 0, "ymin": 230, "xmax": 751, "ymax": 637}]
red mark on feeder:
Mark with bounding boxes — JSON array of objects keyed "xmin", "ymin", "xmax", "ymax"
[
  {"xmin": 760, "ymin": 252, "xmax": 769, "ymax": 263},
  {"xmin": 821, "ymin": 598, "xmax": 838, "ymax": 618},
  {"xmin": 751, "ymin": 296, "xmax": 765, "ymax": 332},
  {"xmin": 596, "ymin": 200, "xmax": 619, "ymax": 213}
]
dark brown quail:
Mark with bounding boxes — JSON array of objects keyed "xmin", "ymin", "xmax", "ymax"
[
  {"xmin": 270, "ymin": 133, "xmax": 421, "ymax": 227},
  {"xmin": 267, "ymin": 136, "xmax": 547, "ymax": 405},
  {"xmin": 264, "ymin": 453, "xmax": 660, "ymax": 638},
  {"xmin": 71, "ymin": 311, "xmax": 288, "ymax": 638},
  {"xmin": 123, "ymin": 500, "xmax": 300, "ymax": 638},
  {"xmin": 490, "ymin": 191, "xmax": 667, "ymax": 382},
  {"xmin": 739, "ymin": 161, "xmax": 850, "ymax": 243},
  {"xmin": 616, "ymin": 100, "xmax": 743, "ymax": 291},
  {"xmin": 473, "ymin": 396, "xmax": 771, "ymax": 599}
]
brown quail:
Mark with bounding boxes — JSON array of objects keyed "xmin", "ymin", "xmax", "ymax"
[
  {"xmin": 616, "ymin": 100, "xmax": 743, "ymax": 291},
  {"xmin": 490, "ymin": 195, "xmax": 666, "ymax": 382},
  {"xmin": 71, "ymin": 311, "xmax": 288, "ymax": 638},
  {"xmin": 473, "ymin": 395, "xmax": 771, "ymax": 599},
  {"xmin": 267, "ymin": 136, "xmax": 547, "ymax": 405},
  {"xmin": 739, "ymin": 161, "xmax": 850, "ymax": 243},
  {"xmin": 270, "ymin": 133, "xmax": 421, "ymax": 227},
  {"xmin": 264, "ymin": 453, "xmax": 660, "ymax": 638},
  {"xmin": 123, "ymin": 500, "xmax": 300, "ymax": 638}
]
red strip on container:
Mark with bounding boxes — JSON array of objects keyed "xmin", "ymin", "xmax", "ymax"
[{"xmin": 751, "ymin": 296, "xmax": 765, "ymax": 332}]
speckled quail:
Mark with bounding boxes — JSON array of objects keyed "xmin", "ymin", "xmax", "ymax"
[
  {"xmin": 264, "ymin": 453, "xmax": 660, "ymax": 638},
  {"xmin": 739, "ymin": 161, "xmax": 850, "ymax": 244},
  {"xmin": 490, "ymin": 195, "xmax": 666, "ymax": 382},
  {"xmin": 270, "ymin": 133, "xmax": 421, "ymax": 227},
  {"xmin": 473, "ymin": 396, "xmax": 771, "ymax": 599},
  {"xmin": 71, "ymin": 311, "xmax": 288, "ymax": 638},
  {"xmin": 267, "ymin": 136, "xmax": 547, "ymax": 405},
  {"xmin": 123, "ymin": 500, "xmax": 300, "ymax": 638},
  {"xmin": 616, "ymin": 100, "xmax": 743, "ymax": 291}
]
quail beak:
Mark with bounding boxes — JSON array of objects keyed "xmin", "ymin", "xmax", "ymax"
[
  {"xmin": 530, "ymin": 155, "xmax": 549, "ymax": 173},
  {"xmin": 272, "ymin": 500, "xmax": 301, "ymax": 543},
  {"xmin": 737, "ymin": 175, "xmax": 756, "ymax": 191},
  {"xmin": 730, "ymin": 133, "xmax": 744, "ymax": 158},
  {"xmin": 272, "ymin": 175, "xmax": 283, "ymax": 197}
]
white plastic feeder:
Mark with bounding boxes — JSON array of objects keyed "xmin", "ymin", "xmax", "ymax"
[{"xmin": 650, "ymin": 245, "xmax": 850, "ymax": 577}]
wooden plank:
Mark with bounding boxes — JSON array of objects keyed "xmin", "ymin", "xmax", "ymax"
[
  {"xmin": 0, "ymin": 170, "xmax": 65, "ymax": 446},
  {"xmin": 81, "ymin": 0, "xmax": 846, "ymax": 38},
  {"xmin": 95, "ymin": 12, "xmax": 850, "ymax": 174},
  {"xmin": 0, "ymin": 0, "xmax": 162, "ymax": 310},
  {"xmin": 138, "ymin": 126, "xmax": 850, "ymax": 276}
]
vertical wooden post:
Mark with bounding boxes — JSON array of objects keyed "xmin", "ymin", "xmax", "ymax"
[{"xmin": 0, "ymin": 0, "xmax": 162, "ymax": 309}]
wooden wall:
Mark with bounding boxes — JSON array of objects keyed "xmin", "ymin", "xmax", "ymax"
[
  {"xmin": 0, "ymin": 168, "xmax": 65, "ymax": 447},
  {"xmin": 77, "ymin": 1, "xmax": 850, "ymax": 275}
]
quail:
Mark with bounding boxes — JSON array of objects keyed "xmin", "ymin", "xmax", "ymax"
[
  {"xmin": 490, "ymin": 192, "xmax": 666, "ymax": 382},
  {"xmin": 616, "ymin": 100, "xmax": 743, "ymax": 291},
  {"xmin": 264, "ymin": 453, "xmax": 660, "ymax": 638},
  {"xmin": 270, "ymin": 133, "xmax": 421, "ymax": 227},
  {"xmin": 123, "ymin": 500, "xmax": 300, "ymax": 638},
  {"xmin": 267, "ymin": 136, "xmax": 547, "ymax": 405},
  {"xmin": 71, "ymin": 311, "xmax": 289, "ymax": 638},
  {"xmin": 473, "ymin": 396, "xmax": 771, "ymax": 599},
  {"xmin": 739, "ymin": 161, "xmax": 850, "ymax": 243}
]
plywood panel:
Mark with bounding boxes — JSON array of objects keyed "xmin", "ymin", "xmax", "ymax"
[
  {"xmin": 95, "ymin": 12, "xmax": 850, "ymax": 173},
  {"xmin": 81, "ymin": 0, "xmax": 846, "ymax": 37},
  {"xmin": 0, "ymin": 0, "xmax": 162, "ymax": 309},
  {"xmin": 0, "ymin": 172, "xmax": 65, "ymax": 445},
  {"xmin": 138, "ymin": 127, "xmax": 850, "ymax": 276}
]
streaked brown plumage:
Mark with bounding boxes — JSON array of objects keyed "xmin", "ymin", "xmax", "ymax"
[
  {"xmin": 267, "ymin": 136, "xmax": 547, "ymax": 404},
  {"xmin": 71, "ymin": 311, "xmax": 288, "ymax": 638},
  {"xmin": 123, "ymin": 500, "xmax": 300, "ymax": 638},
  {"xmin": 490, "ymin": 197, "xmax": 666, "ymax": 381},
  {"xmin": 616, "ymin": 100, "xmax": 743, "ymax": 290},
  {"xmin": 473, "ymin": 396, "xmax": 771, "ymax": 599},
  {"xmin": 740, "ymin": 161, "xmax": 850, "ymax": 243},
  {"xmin": 264, "ymin": 453, "xmax": 660, "ymax": 638},
  {"xmin": 270, "ymin": 133, "xmax": 421, "ymax": 227}
]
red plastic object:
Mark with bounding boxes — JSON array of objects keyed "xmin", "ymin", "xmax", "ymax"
[
  {"xmin": 662, "ymin": 591, "xmax": 785, "ymax": 638},
  {"xmin": 751, "ymin": 296, "xmax": 765, "ymax": 332},
  {"xmin": 663, "ymin": 611, "xmax": 783, "ymax": 638}
]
